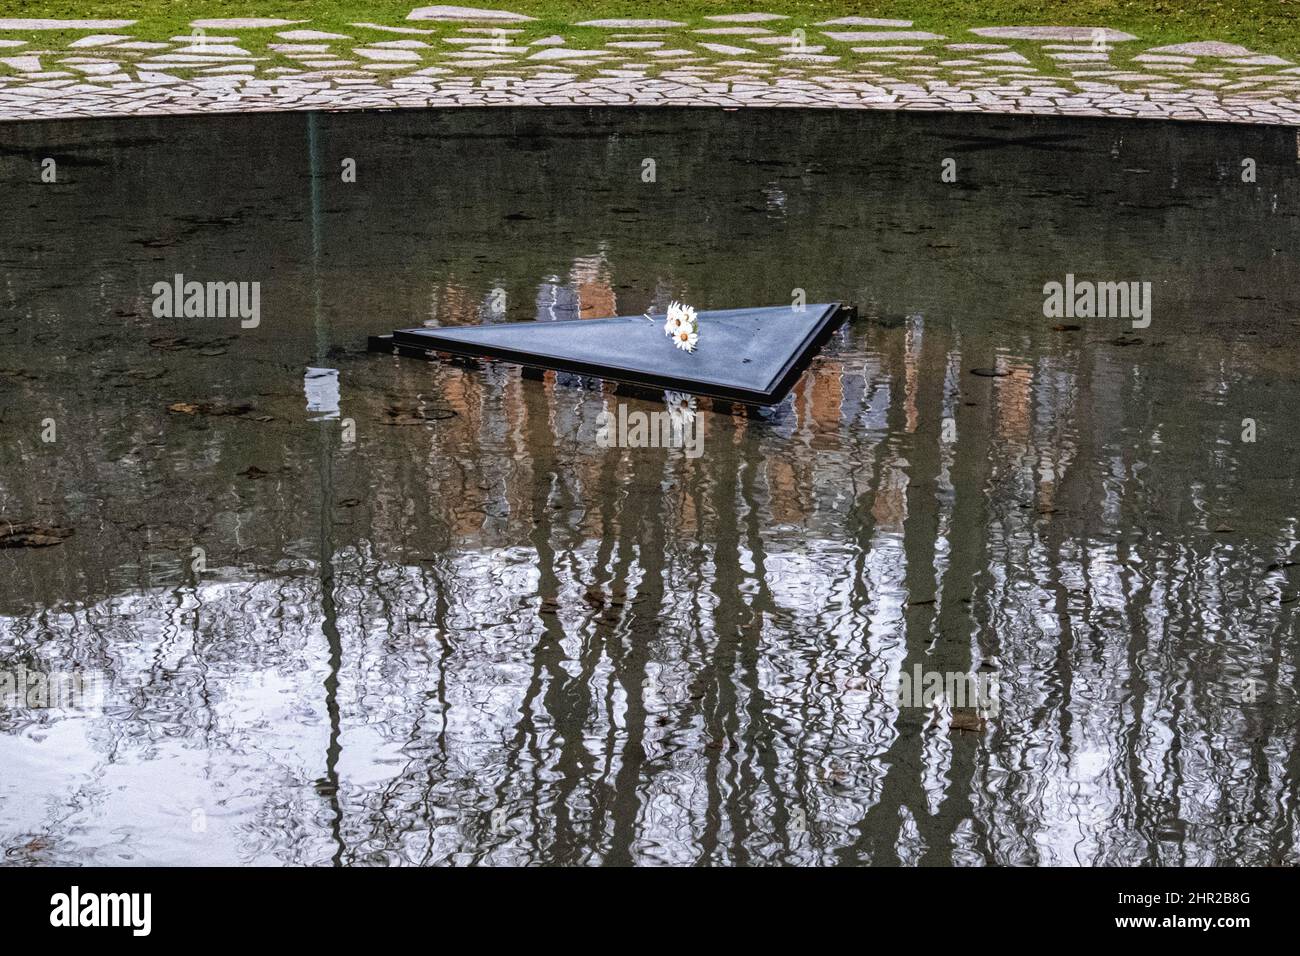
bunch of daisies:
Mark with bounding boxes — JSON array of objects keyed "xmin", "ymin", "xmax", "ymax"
[{"xmin": 663, "ymin": 301, "xmax": 699, "ymax": 352}]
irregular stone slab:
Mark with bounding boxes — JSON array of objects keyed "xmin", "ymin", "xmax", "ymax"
[
  {"xmin": 356, "ymin": 48, "xmax": 422, "ymax": 61},
  {"xmin": 694, "ymin": 27, "xmax": 771, "ymax": 35},
  {"xmin": 706, "ymin": 13, "xmax": 787, "ymax": 21},
  {"xmin": 1229, "ymin": 55, "xmax": 1291, "ymax": 66},
  {"xmin": 1146, "ymin": 41, "xmax": 1254, "ymax": 57},
  {"xmin": 116, "ymin": 41, "xmax": 170, "ymax": 50},
  {"xmin": 0, "ymin": 18, "xmax": 136, "ymax": 29},
  {"xmin": 277, "ymin": 30, "xmax": 352, "ymax": 40},
  {"xmin": 531, "ymin": 35, "xmax": 566, "ymax": 46},
  {"xmin": 970, "ymin": 27, "xmax": 1137, "ymax": 42},
  {"xmin": 68, "ymin": 34, "xmax": 130, "ymax": 48},
  {"xmin": 352, "ymin": 23, "xmax": 436, "ymax": 34},
  {"xmin": 529, "ymin": 48, "xmax": 613, "ymax": 60},
  {"xmin": 372, "ymin": 39, "xmax": 430, "ymax": 48},
  {"xmin": 577, "ymin": 20, "xmax": 685, "ymax": 28},
  {"xmin": 190, "ymin": 19, "xmax": 304, "ymax": 28},
  {"xmin": 144, "ymin": 55, "xmax": 265, "ymax": 64},
  {"xmin": 171, "ymin": 45, "xmax": 254, "ymax": 56},
  {"xmin": 823, "ymin": 31, "xmax": 945, "ymax": 42},
  {"xmin": 1049, "ymin": 52, "xmax": 1109, "ymax": 61},
  {"xmin": 66, "ymin": 62, "xmax": 122, "ymax": 75},
  {"xmin": 817, "ymin": 17, "xmax": 913, "ymax": 27},
  {"xmin": 699, "ymin": 42, "xmax": 753, "ymax": 56},
  {"xmin": 780, "ymin": 52, "xmax": 838, "ymax": 62},
  {"xmin": 408, "ymin": 6, "xmax": 534, "ymax": 21},
  {"xmin": 748, "ymin": 35, "xmax": 813, "ymax": 45},
  {"xmin": 946, "ymin": 43, "xmax": 1008, "ymax": 51},
  {"xmin": 0, "ymin": 55, "xmax": 41, "ymax": 70},
  {"xmin": 606, "ymin": 41, "xmax": 663, "ymax": 49}
]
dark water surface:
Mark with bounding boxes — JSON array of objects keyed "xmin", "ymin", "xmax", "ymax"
[{"xmin": 1, "ymin": 108, "xmax": 1298, "ymax": 865}]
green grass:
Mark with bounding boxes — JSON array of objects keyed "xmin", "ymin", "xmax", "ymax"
[{"xmin": 2, "ymin": 1, "xmax": 1299, "ymax": 84}]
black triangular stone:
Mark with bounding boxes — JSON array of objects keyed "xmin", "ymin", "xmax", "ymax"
[{"xmin": 386, "ymin": 303, "xmax": 850, "ymax": 405}]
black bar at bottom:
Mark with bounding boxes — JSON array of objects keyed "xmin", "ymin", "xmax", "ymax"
[{"xmin": 0, "ymin": 866, "xmax": 1278, "ymax": 942}]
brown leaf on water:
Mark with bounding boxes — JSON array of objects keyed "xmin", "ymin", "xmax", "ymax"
[
  {"xmin": 382, "ymin": 405, "xmax": 458, "ymax": 426},
  {"xmin": 1052, "ymin": 323, "xmax": 1081, "ymax": 332},
  {"xmin": 168, "ymin": 401, "xmax": 253, "ymax": 417},
  {"xmin": 0, "ymin": 522, "xmax": 73, "ymax": 549},
  {"xmin": 950, "ymin": 710, "xmax": 987, "ymax": 734}
]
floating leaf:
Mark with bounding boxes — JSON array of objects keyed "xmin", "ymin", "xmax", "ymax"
[{"xmin": 0, "ymin": 522, "xmax": 73, "ymax": 549}]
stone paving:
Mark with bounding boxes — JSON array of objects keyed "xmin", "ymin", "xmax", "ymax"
[{"xmin": 2, "ymin": 8, "xmax": 1299, "ymax": 125}]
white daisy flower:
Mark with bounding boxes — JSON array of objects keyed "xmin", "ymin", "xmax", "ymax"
[
  {"xmin": 672, "ymin": 326, "xmax": 699, "ymax": 352},
  {"xmin": 664, "ymin": 390, "xmax": 697, "ymax": 428}
]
